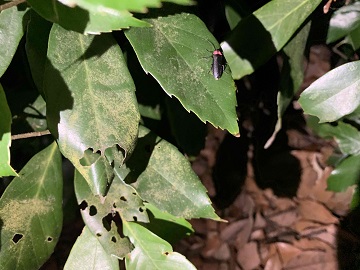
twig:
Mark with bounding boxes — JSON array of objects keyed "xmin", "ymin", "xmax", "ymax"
[
  {"xmin": 11, "ymin": 130, "xmax": 51, "ymax": 140},
  {"xmin": 0, "ymin": 0, "xmax": 26, "ymax": 12}
]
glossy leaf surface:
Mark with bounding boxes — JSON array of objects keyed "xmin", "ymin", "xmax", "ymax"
[
  {"xmin": 0, "ymin": 6, "xmax": 29, "ymax": 77},
  {"xmin": 64, "ymin": 226, "xmax": 119, "ymax": 270},
  {"xmin": 222, "ymin": 0, "xmax": 321, "ymax": 79},
  {"xmin": 0, "ymin": 85, "xmax": 17, "ymax": 177},
  {"xmin": 27, "ymin": 0, "xmax": 148, "ymax": 34},
  {"xmin": 299, "ymin": 61, "xmax": 360, "ymax": 122},
  {"xmin": 45, "ymin": 24, "xmax": 139, "ymax": 195},
  {"xmin": 124, "ymin": 221, "xmax": 196, "ymax": 270},
  {"xmin": 74, "ymin": 170, "xmax": 145, "ymax": 259},
  {"xmin": 125, "ymin": 13, "xmax": 239, "ymax": 135},
  {"xmin": 117, "ymin": 126, "xmax": 220, "ymax": 220},
  {"xmin": 0, "ymin": 142, "xmax": 63, "ymax": 270}
]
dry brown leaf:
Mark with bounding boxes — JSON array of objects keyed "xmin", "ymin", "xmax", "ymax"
[
  {"xmin": 237, "ymin": 242, "xmax": 261, "ymax": 270},
  {"xmin": 201, "ymin": 231, "xmax": 222, "ymax": 258},
  {"xmin": 264, "ymin": 252, "xmax": 282, "ymax": 270},
  {"xmin": 220, "ymin": 219, "xmax": 251, "ymax": 242},
  {"xmin": 293, "ymin": 238, "xmax": 331, "ymax": 251},
  {"xmin": 298, "ymin": 200, "xmax": 338, "ymax": 224},
  {"xmin": 293, "ymin": 220, "xmax": 323, "ymax": 233},
  {"xmin": 284, "ymin": 249, "xmax": 337, "ymax": 270},
  {"xmin": 268, "ymin": 209, "xmax": 298, "ymax": 227},
  {"xmin": 277, "ymin": 242, "xmax": 303, "ymax": 266},
  {"xmin": 213, "ymin": 243, "xmax": 231, "ymax": 261}
]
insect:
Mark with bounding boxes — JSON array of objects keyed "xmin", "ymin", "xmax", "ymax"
[{"xmin": 206, "ymin": 39, "xmax": 226, "ymax": 80}]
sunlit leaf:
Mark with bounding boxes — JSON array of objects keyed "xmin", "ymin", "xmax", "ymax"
[
  {"xmin": 123, "ymin": 221, "xmax": 196, "ymax": 270},
  {"xmin": 116, "ymin": 126, "xmax": 220, "ymax": 220},
  {"xmin": 327, "ymin": 1, "xmax": 360, "ymax": 43},
  {"xmin": 27, "ymin": 0, "xmax": 149, "ymax": 34},
  {"xmin": 0, "ymin": 142, "xmax": 63, "ymax": 270},
  {"xmin": 0, "ymin": 84, "xmax": 17, "ymax": 177},
  {"xmin": 0, "ymin": 5, "xmax": 29, "ymax": 77},
  {"xmin": 125, "ymin": 13, "xmax": 239, "ymax": 135},
  {"xmin": 24, "ymin": 95, "xmax": 47, "ymax": 132},
  {"xmin": 299, "ymin": 61, "xmax": 360, "ymax": 122},
  {"xmin": 327, "ymin": 154, "xmax": 360, "ymax": 192},
  {"xmin": 45, "ymin": 24, "xmax": 140, "ymax": 195},
  {"xmin": 64, "ymin": 226, "xmax": 119, "ymax": 270},
  {"xmin": 74, "ymin": 169, "xmax": 147, "ymax": 259},
  {"xmin": 61, "ymin": 0, "xmax": 193, "ymax": 14},
  {"xmin": 222, "ymin": 0, "xmax": 321, "ymax": 79}
]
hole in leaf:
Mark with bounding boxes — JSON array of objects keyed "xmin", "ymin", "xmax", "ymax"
[
  {"xmin": 120, "ymin": 196, "xmax": 127, "ymax": 202},
  {"xmin": 111, "ymin": 236, "xmax": 117, "ymax": 243},
  {"xmin": 164, "ymin": 252, "xmax": 169, "ymax": 256},
  {"xmin": 133, "ymin": 216, "xmax": 138, "ymax": 222},
  {"xmin": 89, "ymin": 205, "xmax": 97, "ymax": 216},
  {"xmin": 80, "ymin": 148, "xmax": 101, "ymax": 166},
  {"xmin": 139, "ymin": 207, "xmax": 144, "ymax": 212},
  {"xmin": 12, "ymin": 234, "xmax": 23, "ymax": 243},
  {"xmin": 102, "ymin": 214, "xmax": 113, "ymax": 232},
  {"xmin": 79, "ymin": 200, "xmax": 88, "ymax": 210},
  {"xmin": 47, "ymin": 237, "xmax": 53, "ymax": 242},
  {"xmin": 113, "ymin": 203, "xmax": 117, "ymax": 208},
  {"xmin": 132, "ymin": 192, "xmax": 136, "ymax": 196},
  {"xmin": 96, "ymin": 233, "xmax": 102, "ymax": 237}
]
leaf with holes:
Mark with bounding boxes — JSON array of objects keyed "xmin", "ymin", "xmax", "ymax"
[
  {"xmin": 0, "ymin": 5, "xmax": 29, "ymax": 77},
  {"xmin": 299, "ymin": 61, "xmax": 360, "ymax": 123},
  {"xmin": 27, "ymin": 0, "xmax": 148, "ymax": 34},
  {"xmin": 64, "ymin": 226, "xmax": 119, "ymax": 270},
  {"xmin": 45, "ymin": 24, "xmax": 140, "ymax": 195},
  {"xmin": 0, "ymin": 142, "xmax": 62, "ymax": 270},
  {"xmin": 222, "ymin": 0, "xmax": 322, "ymax": 79},
  {"xmin": 123, "ymin": 221, "xmax": 196, "ymax": 270},
  {"xmin": 74, "ymin": 169, "xmax": 148, "ymax": 258},
  {"xmin": 116, "ymin": 126, "xmax": 220, "ymax": 220},
  {"xmin": 125, "ymin": 13, "xmax": 239, "ymax": 135},
  {"xmin": 0, "ymin": 84, "xmax": 17, "ymax": 177}
]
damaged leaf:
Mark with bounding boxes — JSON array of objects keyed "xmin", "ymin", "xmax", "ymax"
[
  {"xmin": 123, "ymin": 220, "xmax": 196, "ymax": 270},
  {"xmin": 74, "ymin": 169, "xmax": 148, "ymax": 258},
  {"xmin": 116, "ymin": 126, "xmax": 220, "ymax": 220},
  {"xmin": 0, "ymin": 142, "xmax": 63, "ymax": 270},
  {"xmin": 45, "ymin": 24, "xmax": 139, "ymax": 195}
]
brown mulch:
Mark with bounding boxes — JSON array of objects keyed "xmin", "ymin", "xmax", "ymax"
[{"xmin": 174, "ymin": 45, "xmax": 356, "ymax": 270}]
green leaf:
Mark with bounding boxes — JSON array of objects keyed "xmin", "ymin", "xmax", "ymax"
[
  {"xmin": 45, "ymin": 24, "xmax": 140, "ymax": 195},
  {"xmin": 299, "ymin": 60, "xmax": 360, "ymax": 123},
  {"xmin": 223, "ymin": 0, "xmax": 322, "ymax": 79},
  {"xmin": 265, "ymin": 22, "xmax": 311, "ymax": 147},
  {"xmin": 117, "ymin": 126, "xmax": 220, "ymax": 220},
  {"xmin": 0, "ymin": 5, "xmax": 29, "ymax": 77},
  {"xmin": 74, "ymin": 169, "xmax": 146, "ymax": 259},
  {"xmin": 327, "ymin": 1, "xmax": 360, "ymax": 43},
  {"xmin": 25, "ymin": 10, "xmax": 52, "ymax": 95},
  {"xmin": 0, "ymin": 142, "xmax": 63, "ymax": 270},
  {"xmin": 61, "ymin": 0, "xmax": 193, "ymax": 14},
  {"xmin": 327, "ymin": 154, "xmax": 360, "ymax": 192},
  {"xmin": 0, "ymin": 84, "xmax": 17, "ymax": 177},
  {"xmin": 125, "ymin": 13, "xmax": 239, "ymax": 135},
  {"xmin": 27, "ymin": 0, "xmax": 149, "ymax": 35},
  {"xmin": 348, "ymin": 24, "xmax": 360, "ymax": 51},
  {"xmin": 64, "ymin": 226, "xmax": 119, "ymax": 270},
  {"xmin": 123, "ymin": 221, "xmax": 196, "ymax": 270},
  {"xmin": 142, "ymin": 203, "xmax": 194, "ymax": 244},
  {"xmin": 24, "ymin": 95, "xmax": 47, "ymax": 132}
]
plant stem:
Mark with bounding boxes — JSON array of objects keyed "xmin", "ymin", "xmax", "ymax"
[
  {"xmin": 12, "ymin": 130, "xmax": 51, "ymax": 140},
  {"xmin": 0, "ymin": 0, "xmax": 26, "ymax": 11}
]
